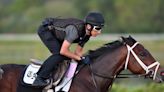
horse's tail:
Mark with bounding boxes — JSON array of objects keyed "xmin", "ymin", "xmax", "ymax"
[{"xmin": 0, "ymin": 65, "xmax": 4, "ymax": 79}]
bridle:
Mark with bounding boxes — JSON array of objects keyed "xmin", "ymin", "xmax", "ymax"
[
  {"xmin": 90, "ymin": 41, "xmax": 160, "ymax": 84},
  {"xmin": 124, "ymin": 42, "xmax": 160, "ymax": 80}
]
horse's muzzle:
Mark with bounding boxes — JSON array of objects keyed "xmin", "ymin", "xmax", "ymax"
[{"xmin": 153, "ymin": 71, "xmax": 164, "ymax": 83}]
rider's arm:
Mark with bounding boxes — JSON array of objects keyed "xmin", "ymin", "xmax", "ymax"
[
  {"xmin": 60, "ymin": 40, "xmax": 81, "ymax": 61},
  {"xmin": 75, "ymin": 35, "xmax": 90, "ymax": 56},
  {"xmin": 74, "ymin": 44, "xmax": 83, "ymax": 57},
  {"xmin": 60, "ymin": 25, "xmax": 81, "ymax": 61}
]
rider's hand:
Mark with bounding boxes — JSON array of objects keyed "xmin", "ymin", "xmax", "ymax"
[{"xmin": 80, "ymin": 56, "xmax": 91, "ymax": 64}]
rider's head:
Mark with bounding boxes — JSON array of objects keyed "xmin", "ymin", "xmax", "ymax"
[{"xmin": 84, "ymin": 12, "xmax": 105, "ymax": 37}]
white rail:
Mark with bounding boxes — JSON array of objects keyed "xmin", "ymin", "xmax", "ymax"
[{"xmin": 0, "ymin": 34, "xmax": 164, "ymax": 41}]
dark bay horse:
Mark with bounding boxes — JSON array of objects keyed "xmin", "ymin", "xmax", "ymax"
[{"xmin": 0, "ymin": 36, "xmax": 163, "ymax": 92}]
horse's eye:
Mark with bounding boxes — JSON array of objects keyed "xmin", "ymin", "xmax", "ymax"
[{"xmin": 139, "ymin": 52, "xmax": 147, "ymax": 57}]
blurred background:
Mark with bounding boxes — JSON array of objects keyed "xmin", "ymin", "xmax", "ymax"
[{"xmin": 0, "ymin": 0, "xmax": 164, "ymax": 92}]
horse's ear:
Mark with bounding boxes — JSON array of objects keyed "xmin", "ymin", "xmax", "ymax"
[
  {"xmin": 128, "ymin": 35, "xmax": 137, "ymax": 43},
  {"xmin": 129, "ymin": 35, "xmax": 134, "ymax": 39},
  {"xmin": 121, "ymin": 36, "xmax": 125, "ymax": 41},
  {"xmin": 120, "ymin": 36, "xmax": 127, "ymax": 44}
]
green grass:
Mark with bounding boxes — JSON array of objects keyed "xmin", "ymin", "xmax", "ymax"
[
  {"xmin": 0, "ymin": 40, "xmax": 108, "ymax": 64},
  {"xmin": 0, "ymin": 40, "xmax": 163, "ymax": 64},
  {"xmin": 111, "ymin": 83, "xmax": 164, "ymax": 92},
  {"xmin": 0, "ymin": 41, "xmax": 48, "ymax": 64}
]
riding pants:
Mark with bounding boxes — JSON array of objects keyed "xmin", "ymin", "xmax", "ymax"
[{"xmin": 37, "ymin": 26, "xmax": 69, "ymax": 79}]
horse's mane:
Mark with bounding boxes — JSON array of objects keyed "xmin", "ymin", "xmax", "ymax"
[{"xmin": 88, "ymin": 40, "xmax": 124, "ymax": 60}]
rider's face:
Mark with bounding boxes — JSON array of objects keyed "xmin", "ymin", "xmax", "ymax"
[
  {"xmin": 86, "ymin": 24, "xmax": 102, "ymax": 37},
  {"xmin": 91, "ymin": 26, "xmax": 102, "ymax": 37}
]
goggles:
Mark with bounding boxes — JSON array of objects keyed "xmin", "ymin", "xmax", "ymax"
[{"xmin": 93, "ymin": 26, "xmax": 102, "ymax": 32}]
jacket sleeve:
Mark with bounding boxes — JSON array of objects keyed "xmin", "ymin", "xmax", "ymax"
[{"xmin": 65, "ymin": 25, "xmax": 78, "ymax": 43}]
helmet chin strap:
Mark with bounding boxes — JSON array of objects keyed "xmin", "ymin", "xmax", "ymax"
[{"xmin": 124, "ymin": 42, "xmax": 160, "ymax": 80}]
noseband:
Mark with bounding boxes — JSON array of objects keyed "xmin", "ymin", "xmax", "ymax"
[{"xmin": 124, "ymin": 42, "xmax": 160, "ymax": 80}]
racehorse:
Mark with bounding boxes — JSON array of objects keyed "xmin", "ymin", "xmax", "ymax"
[{"xmin": 0, "ymin": 36, "xmax": 163, "ymax": 92}]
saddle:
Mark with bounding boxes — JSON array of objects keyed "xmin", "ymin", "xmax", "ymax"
[{"xmin": 22, "ymin": 59, "xmax": 78, "ymax": 92}]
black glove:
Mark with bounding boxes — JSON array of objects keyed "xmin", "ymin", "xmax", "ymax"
[{"xmin": 80, "ymin": 56, "xmax": 91, "ymax": 64}]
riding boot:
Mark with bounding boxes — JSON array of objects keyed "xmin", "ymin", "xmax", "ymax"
[
  {"xmin": 32, "ymin": 54, "xmax": 65, "ymax": 87},
  {"xmin": 32, "ymin": 76, "xmax": 49, "ymax": 87}
]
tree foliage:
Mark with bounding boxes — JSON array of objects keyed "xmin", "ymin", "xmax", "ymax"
[
  {"xmin": 0, "ymin": 0, "xmax": 163, "ymax": 33},
  {"xmin": 74, "ymin": 0, "xmax": 164, "ymax": 33}
]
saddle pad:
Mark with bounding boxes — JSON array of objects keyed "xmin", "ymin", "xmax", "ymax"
[
  {"xmin": 23, "ymin": 64, "xmax": 41, "ymax": 84},
  {"xmin": 55, "ymin": 60, "xmax": 78, "ymax": 92}
]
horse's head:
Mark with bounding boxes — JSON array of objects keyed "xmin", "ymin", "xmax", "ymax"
[{"xmin": 122, "ymin": 36, "xmax": 163, "ymax": 83}]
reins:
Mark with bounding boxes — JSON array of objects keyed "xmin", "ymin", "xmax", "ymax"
[{"xmin": 90, "ymin": 66, "xmax": 149, "ymax": 79}]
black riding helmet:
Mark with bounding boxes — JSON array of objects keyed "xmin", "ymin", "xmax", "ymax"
[{"xmin": 84, "ymin": 12, "xmax": 105, "ymax": 27}]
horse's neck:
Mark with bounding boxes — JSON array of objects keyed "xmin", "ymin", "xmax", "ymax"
[{"xmin": 91, "ymin": 46, "xmax": 127, "ymax": 91}]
